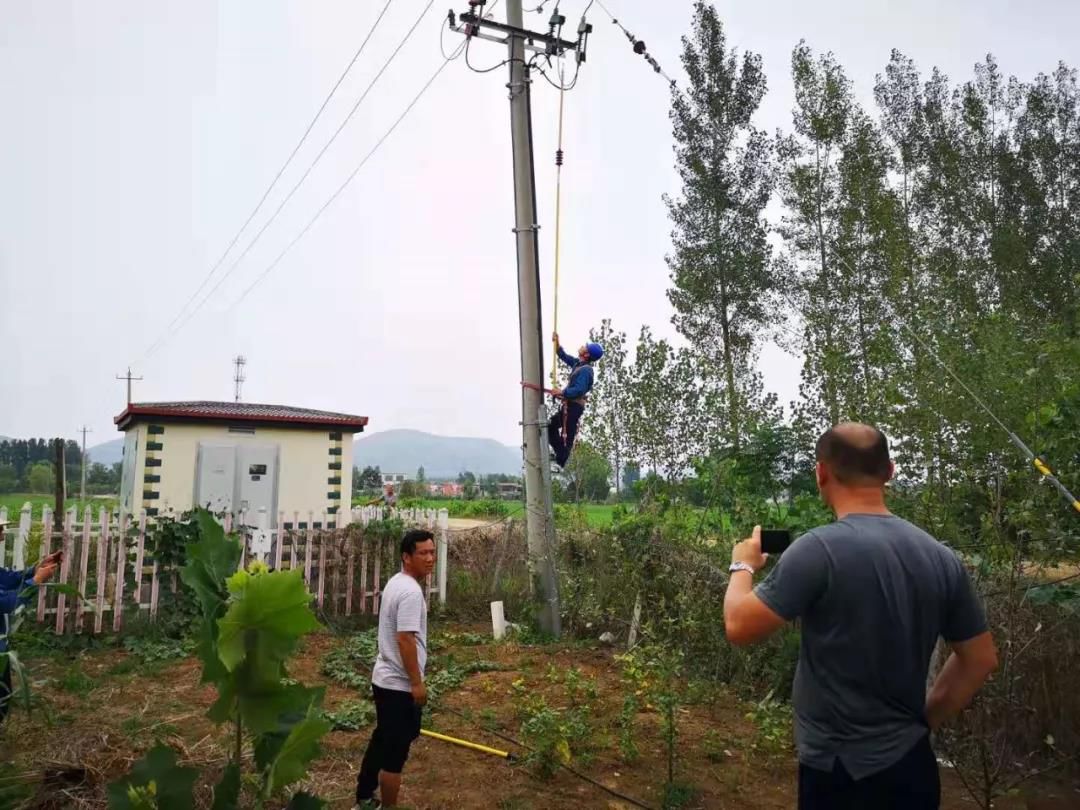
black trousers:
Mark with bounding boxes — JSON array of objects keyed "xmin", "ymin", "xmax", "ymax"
[
  {"xmin": 548, "ymin": 401, "xmax": 585, "ymax": 467},
  {"xmin": 798, "ymin": 735, "xmax": 940, "ymax": 810},
  {"xmin": 356, "ymin": 683, "xmax": 423, "ymax": 802}
]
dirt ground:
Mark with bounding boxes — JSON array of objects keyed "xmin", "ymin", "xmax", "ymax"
[{"xmin": 4, "ymin": 629, "xmax": 1079, "ymax": 810}]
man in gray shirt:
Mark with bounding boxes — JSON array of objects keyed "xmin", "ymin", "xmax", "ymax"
[
  {"xmin": 355, "ymin": 529, "xmax": 435, "ymax": 809},
  {"xmin": 724, "ymin": 422, "xmax": 998, "ymax": 809}
]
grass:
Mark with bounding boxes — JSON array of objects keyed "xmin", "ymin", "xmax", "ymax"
[{"xmin": 0, "ymin": 492, "xmax": 118, "ymax": 521}]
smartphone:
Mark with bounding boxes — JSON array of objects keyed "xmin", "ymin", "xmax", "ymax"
[{"xmin": 760, "ymin": 529, "xmax": 793, "ymax": 555}]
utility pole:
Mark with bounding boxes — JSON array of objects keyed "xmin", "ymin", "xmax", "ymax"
[
  {"xmin": 233, "ymin": 355, "xmax": 247, "ymax": 403},
  {"xmin": 450, "ymin": 0, "xmax": 591, "ymax": 637},
  {"xmin": 53, "ymin": 438, "xmax": 65, "ymax": 532},
  {"xmin": 116, "ymin": 367, "xmax": 143, "ymax": 405},
  {"xmin": 78, "ymin": 425, "xmax": 92, "ymax": 502}
]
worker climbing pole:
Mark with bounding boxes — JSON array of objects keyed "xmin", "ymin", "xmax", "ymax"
[{"xmin": 449, "ymin": 0, "xmax": 592, "ymax": 637}]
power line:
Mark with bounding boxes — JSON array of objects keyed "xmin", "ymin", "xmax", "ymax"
[
  {"xmin": 225, "ymin": 40, "xmax": 467, "ymax": 312},
  {"xmin": 139, "ymin": 0, "xmax": 397, "ymax": 364},
  {"xmin": 593, "ymin": 0, "xmax": 675, "ymax": 86},
  {"xmin": 139, "ymin": 0, "xmax": 436, "ymax": 364}
]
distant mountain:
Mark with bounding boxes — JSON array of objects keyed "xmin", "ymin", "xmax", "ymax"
[
  {"xmin": 86, "ymin": 437, "xmax": 125, "ymax": 466},
  {"xmin": 354, "ymin": 429, "xmax": 520, "ymax": 479},
  {"xmin": 82, "ymin": 429, "xmax": 521, "ymax": 479}
]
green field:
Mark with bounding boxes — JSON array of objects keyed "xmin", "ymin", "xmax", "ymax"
[
  {"xmin": 357, "ymin": 496, "xmax": 619, "ymax": 528},
  {"xmin": 0, "ymin": 493, "xmax": 119, "ymax": 522}
]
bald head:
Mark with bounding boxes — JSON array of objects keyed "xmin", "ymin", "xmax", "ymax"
[{"xmin": 815, "ymin": 423, "xmax": 892, "ymax": 486}]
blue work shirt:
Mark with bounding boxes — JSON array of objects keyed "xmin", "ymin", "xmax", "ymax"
[
  {"xmin": 557, "ymin": 346, "xmax": 595, "ymax": 401},
  {"xmin": 0, "ymin": 567, "xmax": 36, "ymax": 654}
]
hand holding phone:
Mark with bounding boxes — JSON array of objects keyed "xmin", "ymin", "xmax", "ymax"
[{"xmin": 760, "ymin": 529, "xmax": 793, "ymax": 555}]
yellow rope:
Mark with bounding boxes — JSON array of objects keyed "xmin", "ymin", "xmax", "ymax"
[
  {"xmin": 420, "ymin": 728, "xmax": 511, "ymax": 759},
  {"xmin": 551, "ymin": 62, "xmax": 566, "ymax": 388}
]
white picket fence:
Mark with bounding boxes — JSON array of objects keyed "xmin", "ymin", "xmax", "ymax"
[{"xmin": 0, "ymin": 503, "xmax": 449, "ymax": 636}]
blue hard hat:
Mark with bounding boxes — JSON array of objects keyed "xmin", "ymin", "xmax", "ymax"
[{"xmin": 586, "ymin": 342, "xmax": 604, "ymax": 361}]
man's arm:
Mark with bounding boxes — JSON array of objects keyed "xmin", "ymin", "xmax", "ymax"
[
  {"xmin": 925, "ymin": 632, "xmax": 997, "ymax": 730},
  {"xmin": 724, "ymin": 572, "xmax": 786, "ymax": 646},
  {"xmin": 557, "ymin": 345, "xmax": 579, "ymax": 369},
  {"xmin": 725, "ymin": 526, "xmax": 827, "ymax": 646},
  {"xmin": 396, "ymin": 631, "xmax": 427, "ymax": 705}
]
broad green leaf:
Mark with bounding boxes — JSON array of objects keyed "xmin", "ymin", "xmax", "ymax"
[
  {"xmin": 181, "ymin": 510, "xmax": 242, "ymax": 618},
  {"xmin": 107, "ymin": 745, "xmax": 197, "ymax": 810},
  {"xmin": 216, "ymin": 569, "xmax": 320, "ymax": 674},
  {"xmin": 211, "ymin": 763, "xmax": 241, "ymax": 810},
  {"xmin": 265, "ymin": 702, "xmax": 332, "ymax": 795},
  {"xmin": 240, "ymin": 682, "xmax": 324, "ymax": 738}
]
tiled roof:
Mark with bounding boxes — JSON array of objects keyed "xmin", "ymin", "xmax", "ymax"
[{"xmin": 115, "ymin": 401, "xmax": 368, "ymax": 431}]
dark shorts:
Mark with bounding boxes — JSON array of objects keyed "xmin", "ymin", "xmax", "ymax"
[
  {"xmin": 798, "ymin": 734, "xmax": 940, "ymax": 810},
  {"xmin": 370, "ymin": 683, "xmax": 422, "ymax": 773}
]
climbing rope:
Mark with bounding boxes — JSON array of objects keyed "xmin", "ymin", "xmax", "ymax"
[{"xmin": 551, "ymin": 57, "xmax": 567, "ymax": 388}]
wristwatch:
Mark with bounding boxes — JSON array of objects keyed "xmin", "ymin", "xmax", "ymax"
[{"xmin": 729, "ymin": 562, "xmax": 756, "ymax": 576}]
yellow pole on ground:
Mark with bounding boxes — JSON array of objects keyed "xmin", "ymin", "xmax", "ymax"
[{"xmin": 419, "ymin": 729, "xmax": 514, "ymax": 760}]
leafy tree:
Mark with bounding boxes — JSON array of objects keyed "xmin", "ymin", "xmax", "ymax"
[
  {"xmin": 0, "ymin": 464, "xmax": 16, "ymax": 493},
  {"xmin": 355, "ymin": 466, "xmax": 382, "ymax": 492},
  {"xmin": 563, "ymin": 441, "xmax": 612, "ymax": 503},
  {"xmin": 416, "ymin": 465, "xmax": 426, "ymax": 483},
  {"xmin": 582, "ymin": 319, "xmax": 632, "ymax": 493},
  {"xmin": 27, "ymin": 462, "xmax": 54, "ymax": 494},
  {"xmin": 666, "ymin": 2, "xmax": 779, "ymax": 451}
]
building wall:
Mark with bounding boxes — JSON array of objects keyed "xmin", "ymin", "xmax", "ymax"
[{"xmin": 121, "ymin": 422, "xmax": 357, "ymax": 523}]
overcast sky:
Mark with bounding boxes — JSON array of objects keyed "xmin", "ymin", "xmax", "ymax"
[{"xmin": 2, "ymin": 0, "xmax": 1077, "ymax": 450}]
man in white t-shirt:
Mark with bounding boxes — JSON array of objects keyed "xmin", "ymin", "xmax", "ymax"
[{"xmin": 355, "ymin": 529, "xmax": 436, "ymax": 809}]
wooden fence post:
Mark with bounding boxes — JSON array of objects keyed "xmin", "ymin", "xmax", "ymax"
[
  {"xmin": 54, "ymin": 508, "xmax": 75, "ymax": 634},
  {"xmin": 132, "ymin": 511, "xmax": 147, "ymax": 606},
  {"xmin": 0, "ymin": 506, "xmax": 7, "ymax": 566},
  {"xmin": 113, "ymin": 512, "xmax": 129, "ymax": 631},
  {"xmin": 37, "ymin": 509, "xmax": 53, "ymax": 622},
  {"xmin": 304, "ymin": 512, "xmax": 315, "ymax": 586},
  {"xmin": 76, "ymin": 506, "xmax": 92, "ymax": 631},
  {"xmin": 274, "ymin": 510, "xmax": 285, "ymax": 570},
  {"xmin": 94, "ymin": 508, "xmax": 109, "ymax": 634},
  {"xmin": 14, "ymin": 502, "xmax": 30, "ymax": 569}
]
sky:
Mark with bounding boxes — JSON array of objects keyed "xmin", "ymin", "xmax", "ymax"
[{"xmin": 2, "ymin": 0, "xmax": 1078, "ymax": 450}]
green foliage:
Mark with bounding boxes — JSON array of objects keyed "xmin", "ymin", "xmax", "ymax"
[
  {"xmin": 320, "ymin": 630, "xmax": 378, "ymax": 690},
  {"xmin": 107, "ymin": 744, "xmax": 198, "ymax": 810},
  {"xmin": 745, "ymin": 690, "xmax": 794, "ymax": 754},
  {"xmin": 515, "ymin": 693, "xmax": 593, "ymax": 779},
  {"xmin": 322, "ymin": 699, "xmax": 376, "ymax": 731},
  {"xmin": 58, "ymin": 661, "xmax": 95, "ymax": 695},
  {"xmin": 27, "ymin": 462, "xmax": 55, "ymax": 494},
  {"xmin": 111, "ymin": 510, "xmax": 328, "ymax": 808},
  {"xmin": 618, "ymin": 694, "xmax": 640, "ymax": 764}
]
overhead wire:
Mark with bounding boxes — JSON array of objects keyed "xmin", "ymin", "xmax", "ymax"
[
  {"xmin": 137, "ymin": 0, "xmax": 398, "ymax": 364},
  {"xmin": 593, "ymin": 0, "xmax": 676, "ymax": 86},
  {"xmin": 140, "ymin": 0, "xmax": 436, "ymax": 362},
  {"xmin": 225, "ymin": 38, "xmax": 467, "ymax": 311}
]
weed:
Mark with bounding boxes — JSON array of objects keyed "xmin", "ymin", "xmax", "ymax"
[
  {"xmin": 745, "ymin": 690, "xmax": 793, "ymax": 754},
  {"xmin": 618, "ymin": 694, "xmax": 640, "ymax": 763},
  {"xmin": 702, "ymin": 729, "xmax": 731, "ymax": 763},
  {"xmin": 563, "ymin": 666, "xmax": 598, "ymax": 707},
  {"xmin": 323, "ymin": 700, "xmax": 376, "ymax": 732},
  {"xmin": 516, "ymin": 694, "xmax": 593, "ymax": 779},
  {"xmin": 479, "ymin": 707, "xmax": 499, "ymax": 730},
  {"xmin": 321, "ymin": 630, "xmax": 379, "ymax": 690},
  {"xmin": 57, "ymin": 662, "xmax": 94, "ymax": 695},
  {"xmin": 662, "ymin": 782, "xmax": 696, "ymax": 809}
]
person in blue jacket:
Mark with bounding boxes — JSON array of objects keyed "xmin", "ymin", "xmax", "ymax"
[
  {"xmin": 1, "ymin": 550, "xmax": 60, "ymax": 722},
  {"xmin": 549, "ymin": 333, "xmax": 604, "ymax": 468}
]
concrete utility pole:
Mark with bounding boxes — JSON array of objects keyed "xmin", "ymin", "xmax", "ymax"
[
  {"xmin": 53, "ymin": 438, "xmax": 65, "ymax": 531},
  {"xmin": 451, "ymin": 0, "xmax": 590, "ymax": 637},
  {"xmin": 116, "ymin": 367, "xmax": 143, "ymax": 405},
  {"xmin": 78, "ymin": 425, "xmax": 92, "ymax": 502}
]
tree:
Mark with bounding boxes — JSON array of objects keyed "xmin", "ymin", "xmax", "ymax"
[
  {"xmin": 581, "ymin": 319, "xmax": 632, "ymax": 493},
  {"xmin": 416, "ymin": 466, "xmax": 426, "ymax": 483},
  {"xmin": 563, "ymin": 441, "xmax": 612, "ymax": 503},
  {"xmin": 27, "ymin": 462, "xmax": 54, "ymax": 494},
  {"xmin": 355, "ymin": 466, "xmax": 382, "ymax": 492},
  {"xmin": 666, "ymin": 2, "xmax": 779, "ymax": 451},
  {"xmin": 621, "ymin": 461, "xmax": 641, "ymax": 496},
  {"xmin": 0, "ymin": 464, "xmax": 16, "ymax": 493}
]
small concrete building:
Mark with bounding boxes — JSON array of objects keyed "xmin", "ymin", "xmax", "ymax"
[{"xmin": 115, "ymin": 401, "xmax": 368, "ymax": 526}]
